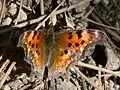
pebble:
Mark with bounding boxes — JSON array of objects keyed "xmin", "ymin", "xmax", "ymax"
[
  {"xmin": 13, "ymin": 9, "xmax": 27, "ymax": 23},
  {"xmin": 8, "ymin": 3, "xmax": 17, "ymax": 16},
  {"xmin": 2, "ymin": 17, "xmax": 12, "ymax": 25}
]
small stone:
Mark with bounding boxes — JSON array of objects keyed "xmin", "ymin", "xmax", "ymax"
[
  {"xmin": 109, "ymin": 80, "xmax": 114, "ymax": 88},
  {"xmin": 114, "ymin": 85, "xmax": 120, "ymax": 90},
  {"xmin": 2, "ymin": 17, "xmax": 12, "ymax": 25},
  {"xmin": 13, "ymin": 9, "xmax": 27, "ymax": 23},
  {"xmin": 7, "ymin": 79, "xmax": 24, "ymax": 89},
  {"xmin": 57, "ymin": 80, "xmax": 77, "ymax": 90},
  {"xmin": 102, "ymin": 0, "xmax": 109, "ymax": 6},
  {"xmin": 8, "ymin": 3, "xmax": 17, "ymax": 16},
  {"xmin": 69, "ymin": 0, "xmax": 90, "ymax": 13},
  {"xmin": 3, "ymin": 85, "xmax": 11, "ymax": 90}
]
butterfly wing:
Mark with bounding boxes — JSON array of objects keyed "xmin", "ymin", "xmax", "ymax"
[
  {"xmin": 18, "ymin": 31, "xmax": 46, "ymax": 73},
  {"xmin": 49, "ymin": 29, "xmax": 102, "ymax": 77}
]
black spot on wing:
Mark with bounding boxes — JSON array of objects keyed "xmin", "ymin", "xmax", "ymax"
[
  {"xmin": 31, "ymin": 44, "xmax": 34, "ymax": 48},
  {"xmin": 29, "ymin": 41, "xmax": 31, "ymax": 45},
  {"xmin": 68, "ymin": 43, "xmax": 72, "ymax": 47},
  {"xmin": 36, "ymin": 50, "xmax": 40, "ymax": 55},
  {"xmin": 61, "ymin": 52, "xmax": 64, "ymax": 56},
  {"xmin": 76, "ymin": 31, "xmax": 82, "ymax": 39},
  {"xmin": 81, "ymin": 40, "xmax": 85, "ymax": 45},
  {"xmin": 75, "ymin": 43, "xmax": 79, "ymax": 47},
  {"xmin": 68, "ymin": 35, "xmax": 73, "ymax": 39},
  {"xmin": 36, "ymin": 44, "xmax": 38, "ymax": 48},
  {"xmin": 64, "ymin": 50, "xmax": 68, "ymax": 54},
  {"xmin": 37, "ymin": 32, "xmax": 41, "ymax": 40},
  {"xmin": 32, "ymin": 31, "xmax": 37, "ymax": 40},
  {"xmin": 68, "ymin": 32, "xmax": 72, "ymax": 35}
]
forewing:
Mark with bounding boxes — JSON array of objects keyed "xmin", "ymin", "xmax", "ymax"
[
  {"xmin": 18, "ymin": 31, "xmax": 46, "ymax": 72},
  {"xmin": 49, "ymin": 29, "xmax": 102, "ymax": 77}
]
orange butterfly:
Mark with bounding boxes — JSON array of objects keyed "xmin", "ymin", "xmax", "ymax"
[{"xmin": 18, "ymin": 29, "xmax": 103, "ymax": 78}]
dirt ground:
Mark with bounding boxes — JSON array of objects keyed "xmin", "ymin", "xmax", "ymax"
[{"xmin": 0, "ymin": 0, "xmax": 120, "ymax": 90}]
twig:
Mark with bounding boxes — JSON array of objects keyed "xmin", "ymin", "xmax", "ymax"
[
  {"xmin": 31, "ymin": 81, "xmax": 44, "ymax": 90},
  {"xmin": 0, "ymin": 56, "xmax": 2, "ymax": 61},
  {"xmin": 93, "ymin": 9, "xmax": 112, "ymax": 26},
  {"xmin": 112, "ymin": 0, "xmax": 120, "ymax": 11},
  {"xmin": 0, "ymin": 0, "xmax": 6, "ymax": 23},
  {"xmin": 82, "ymin": 16, "xmax": 120, "ymax": 31},
  {"xmin": 103, "ymin": 72, "xmax": 106, "ymax": 90},
  {"xmin": 82, "ymin": 16, "xmax": 120, "ymax": 42},
  {"xmin": 69, "ymin": 73, "xmax": 81, "ymax": 90},
  {"xmin": 54, "ymin": 0, "xmax": 89, "ymax": 15},
  {"xmin": 73, "ymin": 66, "xmax": 100, "ymax": 90},
  {"xmin": 0, "ymin": 72, "xmax": 5, "ymax": 81},
  {"xmin": 82, "ymin": 6, "xmax": 94, "ymax": 19},
  {"xmin": 0, "ymin": 0, "xmax": 89, "ymax": 34},
  {"xmin": 100, "ymin": 74, "xmax": 112, "ymax": 77},
  {"xmin": 35, "ymin": 0, "xmax": 66, "ymax": 30},
  {"xmin": 35, "ymin": 0, "xmax": 90, "ymax": 30},
  {"xmin": 0, "ymin": 59, "xmax": 10, "ymax": 73},
  {"xmin": 40, "ymin": 0, "xmax": 44, "ymax": 15},
  {"xmin": 16, "ymin": 1, "xmax": 32, "ymax": 11},
  {"xmin": 98, "ymin": 65, "xmax": 102, "ymax": 90},
  {"xmin": 15, "ymin": 0, "xmax": 23, "ymax": 25},
  {"xmin": 76, "ymin": 61, "xmax": 120, "ymax": 77},
  {"xmin": 40, "ymin": 0, "xmax": 45, "ymax": 26},
  {"xmin": 19, "ymin": 84, "xmax": 31, "ymax": 90},
  {"xmin": 0, "ymin": 15, "xmax": 46, "ymax": 34},
  {"xmin": 0, "ymin": 62, "xmax": 16, "ymax": 88}
]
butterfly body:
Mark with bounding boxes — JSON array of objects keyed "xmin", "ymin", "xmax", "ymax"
[{"xmin": 18, "ymin": 29, "xmax": 103, "ymax": 78}]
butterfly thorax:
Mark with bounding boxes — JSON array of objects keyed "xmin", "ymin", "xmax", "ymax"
[{"xmin": 44, "ymin": 30, "xmax": 56, "ymax": 68}]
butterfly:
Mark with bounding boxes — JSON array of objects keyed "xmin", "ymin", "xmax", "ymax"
[{"xmin": 17, "ymin": 29, "xmax": 103, "ymax": 78}]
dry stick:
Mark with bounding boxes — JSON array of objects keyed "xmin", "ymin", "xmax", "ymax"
[
  {"xmin": 19, "ymin": 84, "xmax": 31, "ymax": 90},
  {"xmin": 0, "ymin": 0, "xmax": 88, "ymax": 34},
  {"xmin": 103, "ymin": 72, "xmax": 106, "ymax": 90},
  {"xmin": 0, "ymin": 56, "xmax": 2, "ymax": 61},
  {"xmin": 93, "ymin": 9, "xmax": 112, "ymax": 26},
  {"xmin": 82, "ymin": 6, "xmax": 94, "ymax": 19},
  {"xmin": 32, "ymin": 82, "xmax": 44, "ymax": 90},
  {"xmin": 78, "ymin": 10, "xmax": 120, "ymax": 31},
  {"xmin": 15, "ymin": 0, "xmax": 23, "ymax": 25},
  {"xmin": 83, "ymin": 17, "xmax": 120, "ymax": 42},
  {"xmin": 16, "ymin": 1, "xmax": 32, "ymax": 11},
  {"xmin": 90, "ymin": 12, "xmax": 120, "ymax": 50},
  {"xmin": 54, "ymin": 0, "xmax": 89, "ymax": 15},
  {"xmin": 90, "ymin": 12, "xmax": 120, "ymax": 51},
  {"xmin": 0, "ymin": 59, "xmax": 10, "ymax": 73},
  {"xmin": 0, "ymin": 0, "xmax": 6, "ymax": 23},
  {"xmin": 82, "ymin": 16, "xmax": 120, "ymax": 31},
  {"xmin": 0, "ymin": 72, "xmax": 5, "ymax": 81},
  {"xmin": 0, "ymin": 15, "xmax": 46, "ymax": 34},
  {"xmin": 98, "ymin": 65, "xmax": 102, "ymax": 90},
  {"xmin": 69, "ymin": 74, "xmax": 81, "ymax": 90},
  {"xmin": 35, "ymin": 0, "xmax": 89, "ymax": 30},
  {"xmin": 40, "ymin": 0, "xmax": 44, "ymax": 15},
  {"xmin": 73, "ymin": 79, "xmax": 81, "ymax": 90},
  {"xmin": 40, "ymin": 0, "xmax": 45, "ymax": 27},
  {"xmin": 35, "ymin": 0, "xmax": 66, "ymax": 30},
  {"xmin": 76, "ymin": 61, "xmax": 120, "ymax": 77},
  {"xmin": 100, "ymin": 74, "xmax": 113, "ymax": 77},
  {"xmin": 73, "ymin": 66, "xmax": 100, "ymax": 90},
  {"xmin": 75, "ymin": 13, "xmax": 120, "ymax": 38},
  {"xmin": 112, "ymin": 0, "xmax": 120, "ymax": 11},
  {"xmin": 0, "ymin": 62, "xmax": 16, "ymax": 88}
]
